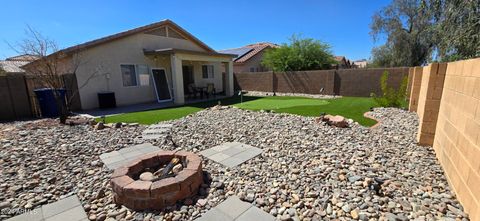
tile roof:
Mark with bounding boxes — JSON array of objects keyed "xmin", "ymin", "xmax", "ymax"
[
  {"xmin": 219, "ymin": 42, "xmax": 279, "ymax": 63},
  {"xmin": 6, "ymin": 54, "xmax": 40, "ymax": 62},
  {"xmin": 0, "ymin": 60, "xmax": 29, "ymax": 73},
  {"xmin": 24, "ymin": 20, "xmax": 217, "ymax": 69}
]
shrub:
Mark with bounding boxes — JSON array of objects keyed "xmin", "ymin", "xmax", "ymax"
[{"xmin": 371, "ymin": 71, "xmax": 408, "ymax": 108}]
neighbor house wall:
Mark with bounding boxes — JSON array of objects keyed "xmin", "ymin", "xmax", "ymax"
[
  {"xmin": 74, "ymin": 31, "xmax": 207, "ymax": 109},
  {"xmin": 430, "ymin": 58, "xmax": 480, "ymax": 220},
  {"xmin": 234, "ymin": 67, "xmax": 408, "ymax": 97}
]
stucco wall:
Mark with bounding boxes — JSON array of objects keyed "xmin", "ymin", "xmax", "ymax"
[{"xmin": 74, "ymin": 32, "xmax": 208, "ymax": 109}]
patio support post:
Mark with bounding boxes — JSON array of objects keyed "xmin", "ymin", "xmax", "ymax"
[
  {"xmin": 225, "ymin": 61, "xmax": 234, "ymax": 96},
  {"xmin": 171, "ymin": 54, "xmax": 185, "ymax": 105}
]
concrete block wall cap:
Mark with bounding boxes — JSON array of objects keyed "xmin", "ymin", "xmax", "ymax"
[
  {"xmin": 138, "ymin": 152, "xmax": 160, "ymax": 161},
  {"xmin": 157, "ymin": 150, "xmax": 176, "ymax": 157},
  {"xmin": 111, "ymin": 167, "xmax": 129, "ymax": 178},
  {"xmin": 175, "ymin": 169, "xmax": 197, "ymax": 183},
  {"xmin": 185, "ymin": 157, "xmax": 202, "ymax": 171},
  {"xmin": 111, "ymin": 175, "xmax": 135, "ymax": 196},
  {"xmin": 151, "ymin": 177, "xmax": 180, "ymax": 194},
  {"xmin": 124, "ymin": 180, "xmax": 152, "ymax": 198}
]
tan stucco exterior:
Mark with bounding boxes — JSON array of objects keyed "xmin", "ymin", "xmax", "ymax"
[{"xmin": 66, "ymin": 24, "xmax": 233, "ymax": 110}]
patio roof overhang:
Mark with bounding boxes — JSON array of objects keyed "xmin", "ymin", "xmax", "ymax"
[{"xmin": 143, "ymin": 48, "xmax": 237, "ymax": 58}]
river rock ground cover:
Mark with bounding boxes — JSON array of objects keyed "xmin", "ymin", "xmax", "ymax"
[{"xmin": 0, "ymin": 107, "xmax": 469, "ymax": 221}]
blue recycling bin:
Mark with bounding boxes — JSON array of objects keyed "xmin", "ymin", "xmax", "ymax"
[{"xmin": 34, "ymin": 88, "xmax": 66, "ymax": 118}]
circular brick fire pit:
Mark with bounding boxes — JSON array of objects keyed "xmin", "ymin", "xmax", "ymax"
[{"xmin": 110, "ymin": 151, "xmax": 203, "ymax": 210}]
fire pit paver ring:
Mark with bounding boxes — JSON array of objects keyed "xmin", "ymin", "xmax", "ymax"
[{"xmin": 110, "ymin": 150, "xmax": 203, "ymax": 210}]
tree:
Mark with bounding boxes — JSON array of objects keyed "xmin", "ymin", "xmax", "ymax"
[
  {"xmin": 370, "ymin": 0, "xmax": 480, "ymax": 66},
  {"xmin": 431, "ymin": 0, "xmax": 480, "ymax": 61},
  {"xmin": 12, "ymin": 26, "xmax": 98, "ymax": 124},
  {"xmin": 370, "ymin": 0, "xmax": 435, "ymax": 67},
  {"xmin": 262, "ymin": 35, "xmax": 336, "ymax": 71}
]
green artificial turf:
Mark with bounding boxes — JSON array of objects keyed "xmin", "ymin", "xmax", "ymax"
[
  {"xmin": 101, "ymin": 95, "xmax": 379, "ymax": 126},
  {"xmin": 103, "ymin": 106, "xmax": 203, "ymax": 125}
]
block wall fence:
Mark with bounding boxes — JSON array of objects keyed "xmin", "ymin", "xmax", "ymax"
[
  {"xmin": 409, "ymin": 57, "xmax": 480, "ymax": 221},
  {"xmin": 234, "ymin": 67, "xmax": 409, "ymax": 97}
]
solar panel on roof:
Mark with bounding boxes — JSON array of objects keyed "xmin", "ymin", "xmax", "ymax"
[{"xmin": 219, "ymin": 48, "xmax": 253, "ymax": 59}]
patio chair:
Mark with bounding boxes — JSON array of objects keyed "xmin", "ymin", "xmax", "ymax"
[
  {"xmin": 188, "ymin": 84, "xmax": 200, "ymax": 99},
  {"xmin": 205, "ymin": 83, "xmax": 216, "ymax": 98}
]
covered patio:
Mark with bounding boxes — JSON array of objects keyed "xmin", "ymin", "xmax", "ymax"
[{"xmin": 143, "ymin": 48, "xmax": 236, "ymax": 105}]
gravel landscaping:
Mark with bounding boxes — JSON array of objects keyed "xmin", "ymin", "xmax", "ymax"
[{"xmin": 0, "ymin": 107, "xmax": 469, "ymax": 221}]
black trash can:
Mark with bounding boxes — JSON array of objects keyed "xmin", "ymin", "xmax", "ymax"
[
  {"xmin": 34, "ymin": 88, "xmax": 66, "ymax": 118},
  {"xmin": 98, "ymin": 91, "xmax": 116, "ymax": 109}
]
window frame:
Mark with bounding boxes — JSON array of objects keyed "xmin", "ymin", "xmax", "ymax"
[
  {"xmin": 202, "ymin": 65, "xmax": 214, "ymax": 79},
  {"xmin": 136, "ymin": 64, "xmax": 151, "ymax": 86},
  {"xmin": 120, "ymin": 64, "xmax": 139, "ymax": 87}
]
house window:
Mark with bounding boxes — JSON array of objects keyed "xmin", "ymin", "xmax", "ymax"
[
  {"xmin": 137, "ymin": 65, "xmax": 150, "ymax": 86},
  {"xmin": 202, "ymin": 65, "xmax": 214, "ymax": 79},
  {"xmin": 250, "ymin": 67, "xmax": 255, "ymax": 72},
  {"xmin": 121, "ymin": 65, "xmax": 137, "ymax": 87}
]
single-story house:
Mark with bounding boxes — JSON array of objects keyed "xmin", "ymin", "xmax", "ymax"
[
  {"xmin": 353, "ymin": 59, "xmax": 368, "ymax": 68},
  {"xmin": 24, "ymin": 19, "xmax": 236, "ymax": 110},
  {"xmin": 334, "ymin": 56, "xmax": 352, "ymax": 69},
  {"xmin": 219, "ymin": 42, "xmax": 278, "ymax": 73}
]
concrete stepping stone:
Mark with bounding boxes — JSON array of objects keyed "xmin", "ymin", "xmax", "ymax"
[
  {"xmin": 7, "ymin": 195, "xmax": 87, "ymax": 221},
  {"xmin": 99, "ymin": 143, "xmax": 160, "ymax": 170},
  {"xmin": 141, "ymin": 123, "xmax": 172, "ymax": 139},
  {"xmin": 195, "ymin": 196, "xmax": 274, "ymax": 221},
  {"xmin": 199, "ymin": 142, "xmax": 263, "ymax": 168}
]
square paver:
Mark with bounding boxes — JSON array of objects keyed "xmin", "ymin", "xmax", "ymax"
[
  {"xmin": 201, "ymin": 142, "xmax": 263, "ymax": 168},
  {"xmin": 6, "ymin": 208, "xmax": 43, "ymax": 221},
  {"xmin": 208, "ymin": 152, "xmax": 230, "ymax": 162},
  {"xmin": 195, "ymin": 208, "xmax": 234, "ymax": 221},
  {"xmin": 221, "ymin": 146, "xmax": 245, "ymax": 157},
  {"xmin": 99, "ymin": 151, "xmax": 122, "ymax": 160},
  {"xmin": 211, "ymin": 143, "xmax": 232, "ymax": 152},
  {"xmin": 194, "ymin": 196, "xmax": 275, "ymax": 221},
  {"xmin": 219, "ymin": 157, "xmax": 246, "ymax": 168},
  {"xmin": 233, "ymin": 149, "xmax": 262, "ymax": 162},
  {"xmin": 6, "ymin": 195, "xmax": 87, "ymax": 221},
  {"xmin": 42, "ymin": 196, "xmax": 81, "ymax": 218},
  {"xmin": 44, "ymin": 206, "xmax": 87, "ymax": 221},
  {"xmin": 235, "ymin": 206, "xmax": 275, "ymax": 221},
  {"xmin": 215, "ymin": 196, "xmax": 252, "ymax": 219},
  {"xmin": 100, "ymin": 143, "xmax": 161, "ymax": 170},
  {"xmin": 121, "ymin": 150, "xmax": 144, "ymax": 159},
  {"xmin": 199, "ymin": 148, "xmax": 218, "ymax": 157},
  {"xmin": 100, "ymin": 154, "xmax": 126, "ymax": 165}
]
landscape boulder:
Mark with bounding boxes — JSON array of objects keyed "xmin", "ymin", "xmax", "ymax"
[{"xmin": 317, "ymin": 114, "xmax": 349, "ymax": 128}]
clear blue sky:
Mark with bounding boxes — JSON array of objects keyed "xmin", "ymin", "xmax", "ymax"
[{"xmin": 0, "ymin": 0, "xmax": 390, "ymax": 61}]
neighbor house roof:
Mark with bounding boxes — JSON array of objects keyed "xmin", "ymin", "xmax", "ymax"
[
  {"xmin": 219, "ymin": 42, "xmax": 279, "ymax": 63},
  {"xmin": 0, "ymin": 54, "xmax": 39, "ymax": 73},
  {"xmin": 334, "ymin": 56, "xmax": 346, "ymax": 63},
  {"xmin": 0, "ymin": 60, "xmax": 29, "ymax": 73},
  {"xmin": 24, "ymin": 19, "xmax": 216, "ymax": 69}
]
